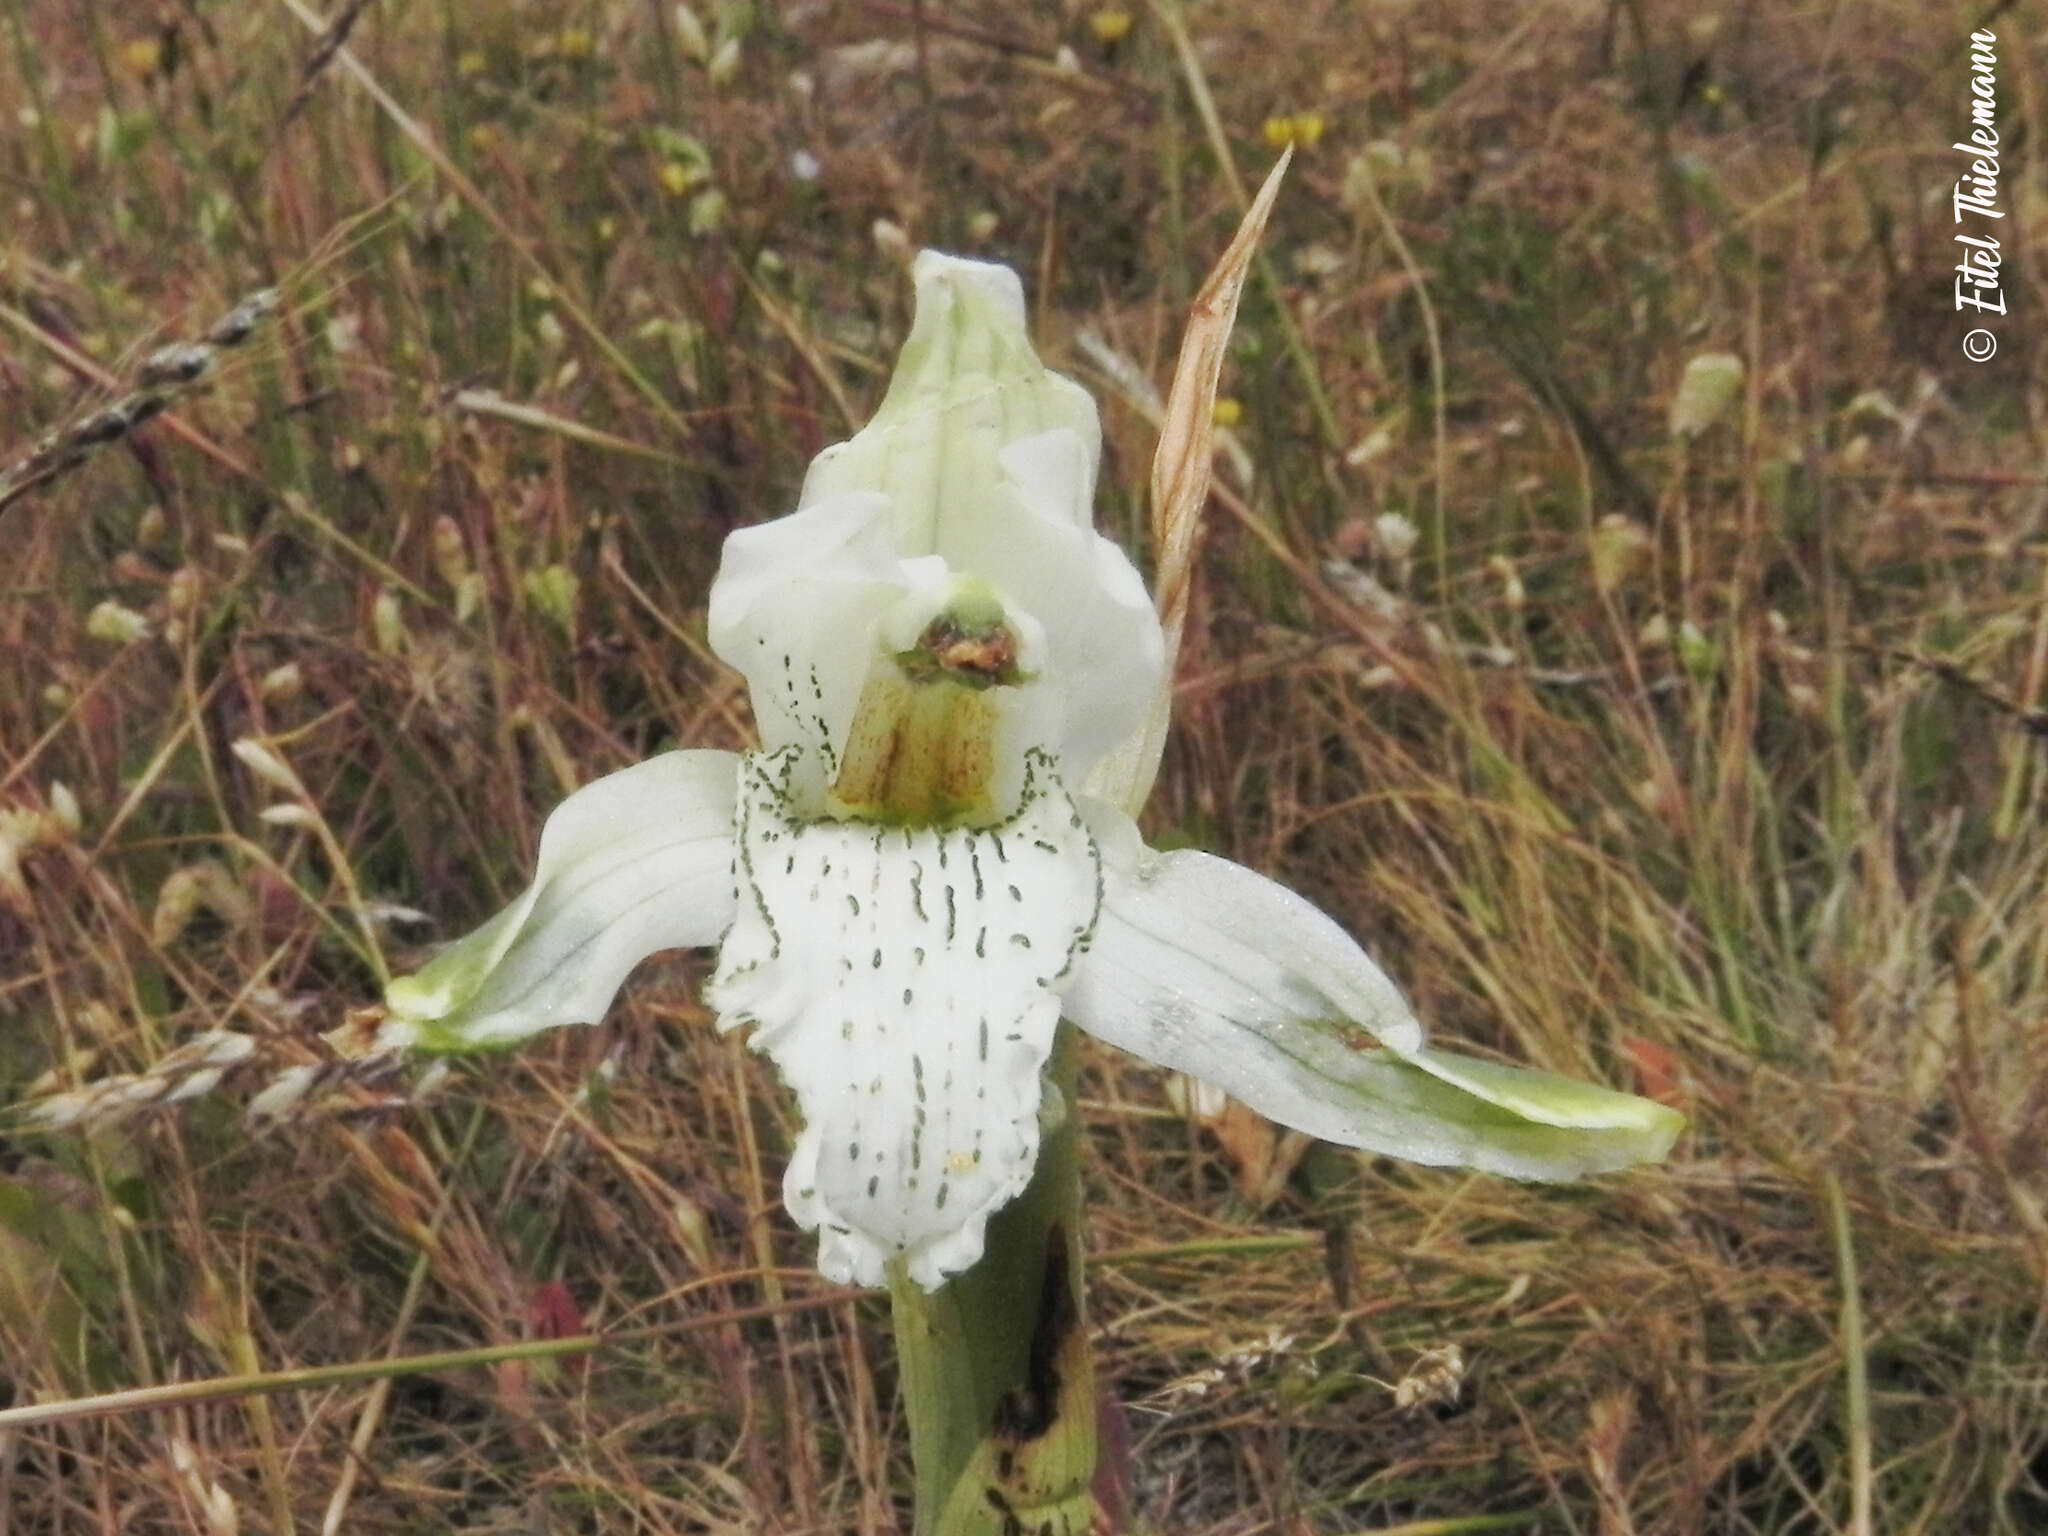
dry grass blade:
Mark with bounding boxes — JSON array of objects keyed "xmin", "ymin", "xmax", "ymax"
[
  {"xmin": 269, "ymin": 0, "xmax": 689, "ymax": 437},
  {"xmin": 450, "ymin": 389, "xmax": 692, "ymax": 465},
  {"xmin": 1151, "ymin": 146, "xmax": 1291, "ymax": 670},
  {"xmin": 0, "ymin": 1290, "xmax": 860, "ymax": 1433},
  {"xmin": 1092, "ymin": 148, "xmax": 1291, "ymax": 813},
  {"xmin": 281, "ymin": 0, "xmax": 375, "ymax": 127}
]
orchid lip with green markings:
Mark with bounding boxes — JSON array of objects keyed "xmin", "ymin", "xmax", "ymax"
[{"xmin": 379, "ymin": 250, "xmax": 1683, "ymax": 1291}]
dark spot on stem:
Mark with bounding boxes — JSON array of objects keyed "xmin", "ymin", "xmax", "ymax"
[{"xmin": 989, "ymin": 1221, "xmax": 1077, "ymax": 1444}]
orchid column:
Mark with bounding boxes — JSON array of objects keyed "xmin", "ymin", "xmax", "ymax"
[{"xmin": 369, "ymin": 249, "xmax": 1682, "ymax": 1532}]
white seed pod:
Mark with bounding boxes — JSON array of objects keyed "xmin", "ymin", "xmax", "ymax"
[
  {"xmin": 371, "ymin": 587, "xmax": 407, "ymax": 655},
  {"xmin": 1669, "ymin": 352, "xmax": 1744, "ymax": 439},
  {"xmin": 152, "ymin": 861, "xmax": 254, "ymax": 946},
  {"xmin": 231, "ymin": 737, "xmax": 302, "ymax": 795},
  {"xmin": 47, "ymin": 781, "xmax": 82, "ymax": 837},
  {"xmin": 672, "ymin": 3, "xmax": 710, "ymax": 63},
  {"xmin": 871, "ymin": 219, "xmax": 911, "ymax": 266},
  {"xmin": 258, "ymin": 663, "xmax": 303, "ymax": 701},
  {"xmin": 191, "ymin": 1031, "xmax": 259, "ymax": 1068},
  {"xmin": 27, "ymin": 1091, "xmax": 91, "ymax": 1131},
  {"xmin": 246, "ymin": 1065, "xmax": 319, "ymax": 1125},
  {"xmin": 164, "ymin": 1066, "xmax": 226, "ymax": 1104},
  {"xmin": 707, "ymin": 36, "xmax": 741, "ymax": 87},
  {"xmin": 86, "ymin": 600, "xmax": 151, "ymax": 644},
  {"xmin": 166, "ymin": 565, "xmax": 203, "ymax": 616},
  {"xmin": 1373, "ymin": 512, "xmax": 1418, "ymax": 564},
  {"xmin": 431, "ymin": 516, "xmax": 471, "ymax": 593}
]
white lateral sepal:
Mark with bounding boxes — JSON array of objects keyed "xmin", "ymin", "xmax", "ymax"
[
  {"xmin": 1064, "ymin": 804, "xmax": 1684, "ymax": 1179},
  {"xmin": 710, "ymin": 748, "xmax": 1100, "ymax": 1290},
  {"xmin": 381, "ymin": 750, "xmax": 741, "ymax": 1051}
]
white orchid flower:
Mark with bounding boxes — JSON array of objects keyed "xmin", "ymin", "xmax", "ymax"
[{"xmin": 380, "ymin": 251, "xmax": 1682, "ymax": 1292}]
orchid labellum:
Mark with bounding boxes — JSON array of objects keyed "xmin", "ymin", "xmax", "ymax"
[{"xmin": 379, "ymin": 251, "xmax": 1682, "ymax": 1295}]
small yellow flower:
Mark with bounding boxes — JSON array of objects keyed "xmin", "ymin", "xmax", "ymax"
[
  {"xmin": 1211, "ymin": 397, "xmax": 1242, "ymax": 428},
  {"xmin": 1262, "ymin": 111, "xmax": 1327, "ymax": 151},
  {"xmin": 658, "ymin": 161, "xmax": 696, "ymax": 198},
  {"xmin": 456, "ymin": 49, "xmax": 488, "ymax": 78},
  {"xmin": 1089, "ymin": 9, "xmax": 1133, "ymax": 44},
  {"xmin": 120, "ymin": 37, "xmax": 163, "ymax": 81},
  {"xmin": 558, "ymin": 27, "xmax": 593, "ymax": 61}
]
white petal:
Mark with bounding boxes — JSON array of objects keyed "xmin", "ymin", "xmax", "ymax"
[
  {"xmin": 936, "ymin": 432, "xmax": 1165, "ymax": 779},
  {"xmin": 383, "ymin": 750, "xmax": 740, "ymax": 1050},
  {"xmin": 1065, "ymin": 806, "xmax": 1684, "ymax": 1179},
  {"xmin": 709, "ymin": 748, "xmax": 1100, "ymax": 1290},
  {"xmin": 706, "ymin": 491, "xmax": 905, "ymax": 762}
]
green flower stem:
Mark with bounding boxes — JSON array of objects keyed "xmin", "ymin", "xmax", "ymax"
[{"xmin": 889, "ymin": 1025, "xmax": 1103, "ymax": 1535}]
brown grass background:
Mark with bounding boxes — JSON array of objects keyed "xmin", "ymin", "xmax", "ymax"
[{"xmin": 2, "ymin": 1, "xmax": 2045, "ymax": 1531}]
